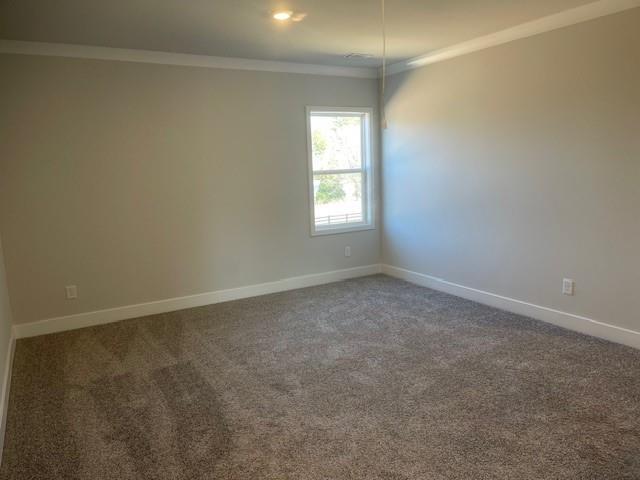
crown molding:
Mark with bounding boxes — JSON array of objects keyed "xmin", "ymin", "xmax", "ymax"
[
  {"xmin": 0, "ymin": 40, "xmax": 378, "ymax": 79},
  {"xmin": 1, "ymin": 0, "xmax": 637, "ymax": 79},
  {"xmin": 387, "ymin": 0, "xmax": 640, "ymax": 75}
]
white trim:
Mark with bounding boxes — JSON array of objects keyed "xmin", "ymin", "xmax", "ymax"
[
  {"xmin": 387, "ymin": 0, "xmax": 640, "ymax": 75},
  {"xmin": 0, "ymin": 40, "xmax": 377, "ymax": 79},
  {"xmin": 1, "ymin": 1, "xmax": 637, "ymax": 79},
  {"xmin": 306, "ymin": 106, "xmax": 376, "ymax": 237},
  {"xmin": 310, "ymin": 225, "xmax": 376, "ymax": 237},
  {"xmin": 12, "ymin": 265, "xmax": 382, "ymax": 339},
  {"xmin": 6, "ymin": 262, "xmax": 638, "ymax": 355},
  {"xmin": 0, "ymin": 333, "xmax": 16, "ymax": 460},
  {"xmin": 314, "ymin": 169, "xmax": 361, "ymax": 176},
  {"xmin": 382, "ymin": 264, "xmax": 640, "ymax": 350}
]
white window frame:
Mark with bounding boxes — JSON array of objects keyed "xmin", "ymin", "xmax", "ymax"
[{"xmin": 306, "ymin": 106, "xmax": 375, "ymax": 236}]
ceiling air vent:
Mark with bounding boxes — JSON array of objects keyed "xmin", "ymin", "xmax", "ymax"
[{"xmin": 344, "ymin": 53, "xmax": 374, "ymax": 59}]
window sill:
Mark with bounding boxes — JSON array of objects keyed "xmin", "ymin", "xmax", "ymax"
[{"xmin": 311, "ymin": 224, "xmax": 375, "ymax": 237}]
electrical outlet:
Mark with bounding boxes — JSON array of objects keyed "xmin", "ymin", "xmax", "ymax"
[
  {"xmin": 562, "ymin": 278, "xmax": 575, "ymax": 296},
  {"xmin": 65, "ymin": 285, "xmax": 78, "ymax": 299},
  {"xmin": 344, "ymin": 246, "xmax": 351, "ymax": 257}
]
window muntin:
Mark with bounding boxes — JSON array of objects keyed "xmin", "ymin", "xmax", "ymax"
[{"xmin": 307, "ymin": 108, "xmax": 374, "ymax": 235}]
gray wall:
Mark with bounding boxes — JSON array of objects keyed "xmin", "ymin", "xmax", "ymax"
[
  {"xmin": 382, "ymin": 9, "xmax": 640, "ymax": 332},
  {"xmin": 0, "ymin": 55, "xmax": 380, "ymax": 324}
]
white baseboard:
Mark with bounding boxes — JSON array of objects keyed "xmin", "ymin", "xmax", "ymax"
[
  {"xmin": 382, "ymin": 264, "xmax": 640, "ymax": 350},
  {"xmin": 12, "ymin": 262, "xmax": 638, "ymax": 350},
  {"xmin": 0, "ymin": 333, "xmax": 16, "ymax": 460},
  {"xmin": 13, "ymin": 264, "xmax": 382, "ymax": 339}
]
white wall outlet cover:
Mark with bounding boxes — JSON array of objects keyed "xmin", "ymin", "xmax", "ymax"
[
  {"xmin": 65, "ymin": 285, "xmax": 78, "ymax": 299},
  {"xmin": 345, "ymin": 246, "xmax": 352, "ymax": 257},
  {"xmin": 562, "ymin": 278, "xmax": 575, "ymax": 296}
]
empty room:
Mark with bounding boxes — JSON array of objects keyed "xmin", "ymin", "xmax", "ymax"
[{"xmin": 0, "ymin": 0, "xmax": 639, "ymax": 478}]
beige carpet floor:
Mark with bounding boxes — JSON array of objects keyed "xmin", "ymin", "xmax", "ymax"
[{"xmin": 1, "ymin": 274, "xmax": 639, "ymax": 479}]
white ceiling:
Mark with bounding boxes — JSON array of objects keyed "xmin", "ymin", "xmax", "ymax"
[{"xmin": 0, "ymin": 0, "xmax": 599, "ymax": 67}]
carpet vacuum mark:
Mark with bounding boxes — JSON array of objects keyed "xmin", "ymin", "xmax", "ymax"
[{"xmin": 1, "ymin": 275, "xmax": 639, "ymax": 479}]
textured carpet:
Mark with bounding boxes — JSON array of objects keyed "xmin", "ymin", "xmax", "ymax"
[{"xmin": 2, "ymin": 274, "xmax": 640, "ymax": 479}]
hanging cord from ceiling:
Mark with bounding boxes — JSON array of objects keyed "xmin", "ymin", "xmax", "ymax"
[{"xmin": 381, "ymin": 0, "xmax": 388, "ymax": 129}]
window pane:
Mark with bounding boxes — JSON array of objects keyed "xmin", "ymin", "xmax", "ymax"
[
  {"xmin": 313, "ymin": 173, "xmax": 363, "ymax": 227},
  {"xmin": 310, "ymin": 114, "xmax": 362, "ymax": 171}
]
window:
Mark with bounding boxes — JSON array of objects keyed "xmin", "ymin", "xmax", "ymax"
[{"xmin": 306, "ymin": 107, "xmax": 374, "ymax": 235}]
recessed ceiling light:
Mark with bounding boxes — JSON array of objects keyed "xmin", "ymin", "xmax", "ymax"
[{"xmin": 273, "ymin": 11, "xmax": 292, "ymax": 21}]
